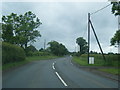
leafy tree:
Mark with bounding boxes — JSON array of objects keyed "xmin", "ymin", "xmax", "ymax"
[
  {"xmin": 48, "ymin": 41, "xmax": 68, "ymax": 56},
  {"xmin": 2, "ymin": 11, "xmax": 42, "ymax": 49},
  {"xmin": 2, "ymin": 15, "xmax": 14, "ymax": 43},
  {"xmin": 26, "ymin": 45, "xmax": 37, "ymax": 52},
  {"xmin": 90, "ymin": 51, "xmax": 98, "ymax": 54},
  {"xmin": 111, "ymin": 29, "xmax": 120, "ymax": 46},
  {"xmin": 0, "ymin": 23, "xmax": 2, "ymax": 41},
  {"xmin": 25, "ymin": 45, "xmax": 38, "ymax": 56},
  {"xmin": 76, "ymin": 37, "xmax": 88, "ymax": 54},
  {"xmin": 39, "ymin": 48, "xmax": 44, "ymax": 52},
  {"xmin": 111, "ymin": 1, "xmax": 120, "ymax": 16}
]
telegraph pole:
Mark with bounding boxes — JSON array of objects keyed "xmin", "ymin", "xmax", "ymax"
[{"xmin": 88, "ymin": 13, "xmax": 90, "ymax": 64}]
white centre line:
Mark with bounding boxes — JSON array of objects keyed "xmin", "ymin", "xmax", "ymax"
[
  {"xmin": 71, "ymin": 63, "xmax": 73, "ymax": 65},
  {"xmin": 52, "ymin": 65, "xmax": 55, "ymax": 70},
  {"xmin": 52, "ymin": 62, "xmax": 55, "ymax": 70},
  {"xmin": 70, "ymin": 59, "xmax": 73, "ymax": 65},
  {"xmin": 53, "ymin": 62, "xmax": 55, "ymax": 66},
  {"xmin": 55, "ymin": 72, "xmax": 68, "ymax": 87}
]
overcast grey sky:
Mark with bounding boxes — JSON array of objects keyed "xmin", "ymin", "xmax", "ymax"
[{"xmin": 2, "ymin": 2, "xmax": 118, "ymax": 53}]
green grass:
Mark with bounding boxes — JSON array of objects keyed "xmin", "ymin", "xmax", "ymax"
[
  {"xmin": 3, "ymin": 60, "xmax": 29, "ymax": 71},
  {"xmin": 26, "ymin": 55, "xmax": 59, "ymax": 61},
  {"xmin": 73, "ymin": 56, "xmax": 105, "ymax": 66},
  {"xmin": 73, "ymin": 54, "xmax": 119, "ymax": 67},
  {"xmin": 73, "ymin": 56, "xmax": 119, "ymax": 75},
  {"xmin": 3, "ymin": 55, "xmax": 59, "ymax": 71},
  {"xmin": 73, "ymin": 56, "xmax": 88, "ymax": 66},
  {"xmin": 98, "ymin": 68, "xmax": 120, "ymax": 75}
]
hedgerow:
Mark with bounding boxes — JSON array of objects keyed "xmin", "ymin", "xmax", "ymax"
[{"xmin": 2, "ymin": 42, "xmax": 26, "ymax": 64}]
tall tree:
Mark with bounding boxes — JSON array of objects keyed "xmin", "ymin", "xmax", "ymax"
[
  {"xmin": 111, "ymin": 1, "xmax": 120, "ymax": 16},
  {"xmin": 76, "ymin": 37, "xmax": 88, "ymax": 54},
  {"xmin": 111, "ymin": 29, "xmax": 120, "ymax": 47},
  {"xmin": 2, "ymin": 11, "xmax": 42, "ymax": 49},
  {"xmin": 48, "ymin": 41, "xmax": 68, "ymax": 56},
  {"xmin": 2, "ymin": 15, "xmax": 14, "ymax": 43}
]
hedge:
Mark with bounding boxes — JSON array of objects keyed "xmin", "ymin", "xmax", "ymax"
[
  {"xmin": 2, "ymin": 42, "xmax": 26, "ymax": 64},
  {"xmin": 26, "ymin": 51, "xmax": 52, "ymax": 56}
]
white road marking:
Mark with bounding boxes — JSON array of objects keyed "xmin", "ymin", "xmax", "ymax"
[
  {"xmin": 53, "ymin": 62, "xmax": 55, "ymax": 66},
  {"xmin": 70, "ymin": 59, "xmax": 73, "ymax": 65},
  {"xmin": 55, "ymin": 72, "xmax": 68, "ymax": 87},
  {"xmin": 71, "ymin": 62, "xmax": 73, "ymax": 65},
  {"xmin": 52, "ymin": 62, "xmax": 55, "ymax": 70},
  {"xmin": 52, "ymin": 65, "xmax": 55, "ymax": 70}
]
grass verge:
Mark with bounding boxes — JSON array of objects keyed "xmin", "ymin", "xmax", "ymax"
[
  {"xmin": 2, "ymin": 60, "xmax": 29, "ymax": 71},
  {"xmin": 73, "ymin": 56, "xmax": 119, "ymax": 75},
  {"xmin": 73, "ymin": 56, "xmax": 105, "ymax": 66},
  {"xmin": 26, "ymin": 55, "xmax": 59, "ymax": 61},
  {"xmin": 3, "ymin": 55, "xmax": 59, "ymax": 71},
  {"xmin": 98, "ymin": 68, "xmax": 120, "ymax": 75}
]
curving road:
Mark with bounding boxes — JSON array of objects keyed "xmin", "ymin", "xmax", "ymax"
[{"xmin": 3, "ymin": 56, "xmax": 118, "ymax": 88}]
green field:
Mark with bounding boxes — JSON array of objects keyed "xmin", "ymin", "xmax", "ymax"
[
  {"xmin": 73, "ymin": 54, "xmax": 119, "ymax": 67},
  {"xmin": 3, "ymin": 55, "xmax": 59, "ymax": 71},
  {"xmin": 72, "ymin": 54, "xmax": 120, "ymax": 75},
  {"xmin": 73, "ymin": 56, "xmax": 105, "ymax": 66}
]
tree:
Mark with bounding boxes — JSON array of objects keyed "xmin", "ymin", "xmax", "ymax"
[
  {"xmin": 26, "ymin": 45, "xmax": 38, "ymax": 52},
  {"xmin": 39, "ymin": 48, "xmax": 44, "ymax": 52},
  {"xmin": 111, "ymin": 1, "xmax": 120, "ymax": 16},
  {"xmin": 111, "ymin": 29, "xmax": 120, "ymax": 47},
  {"xmin": 2, "ymin": 11, "xmax": 42, "ymax": 49},
  {"xmin": 48, "ymin": 41, "xmax": 68, "ymax": 56},
  {"xmin": 25, "ymin": 45, "xmax": 38, "ymax": 56},
  {"xmin": 2, "ymin": 15, "xmax": 14, "ymax": 44},
  {"xmin": 76, "ymin": 37, "xmax": 88, "ymax": 54}
]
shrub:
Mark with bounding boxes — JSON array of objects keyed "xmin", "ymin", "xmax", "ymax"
[{"xmin": 2, "ymin": 42, "xmax": 26, "ymax": 64}]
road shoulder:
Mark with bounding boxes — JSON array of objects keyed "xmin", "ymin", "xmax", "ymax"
[{"xmin": 71, "ymin": 59, "xmax": 119, "ymax": 82}]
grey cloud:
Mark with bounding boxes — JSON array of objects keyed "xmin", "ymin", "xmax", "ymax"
[{"xmin": 2, "ymin": 2, "xmax": 118, "ymax": 53}]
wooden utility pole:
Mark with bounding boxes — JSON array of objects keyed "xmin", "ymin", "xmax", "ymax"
[{"xmin": 88, "ymin": 13, "xmax": 90, "ymax": 64}]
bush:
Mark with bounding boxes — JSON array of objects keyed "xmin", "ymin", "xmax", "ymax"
[
  {"xmin": 2, "ymin": 42, "xmax": 26, "ymax": 64},
  {"xmin": 26, "ymin": 51, "xmax": 52, "ymax": 57}
]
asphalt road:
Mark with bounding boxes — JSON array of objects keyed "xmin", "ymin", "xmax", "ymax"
[{"xmin": 3, "ymin": 56, "xmax": 118, "ymax": 88}]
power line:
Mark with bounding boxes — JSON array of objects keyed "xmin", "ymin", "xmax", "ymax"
[{"xmin": 90, "ymin": 3, "xmax": 112, "ymax": 15}]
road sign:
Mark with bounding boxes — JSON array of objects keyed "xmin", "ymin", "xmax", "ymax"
[{"xmin": 89, "ymin": 57, "xmax": 94, "ymax": 64}]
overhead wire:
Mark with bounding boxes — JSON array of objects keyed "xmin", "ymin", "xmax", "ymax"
[
  {"xmin": 82, "ymin": 3, "xmax": 112, "ymax": 38},
  {"xmin": 90, "ymin": 3, "xmax": 112, "ymax": 15},
  {"xmin": 86, "ymin": 3, "xmax": 112, "ymax": 54}
]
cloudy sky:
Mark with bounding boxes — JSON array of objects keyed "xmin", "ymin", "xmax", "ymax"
[{"xmin": 1, "ymin": 1, "xmax": 119, "ymax": 53}]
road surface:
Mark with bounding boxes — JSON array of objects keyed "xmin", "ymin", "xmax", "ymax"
[{"xmin": 3, "ymin": 56, "xmax": 118, "ymax": 88}]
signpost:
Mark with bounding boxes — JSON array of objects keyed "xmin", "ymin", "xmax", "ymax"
[{"xmin": 89, "ymin": 57, "xmax": 94, "ymax": 64}]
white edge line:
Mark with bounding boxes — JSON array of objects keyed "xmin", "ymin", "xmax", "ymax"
[{"xmin": 55, "ymin": 72, "xmax": 68, "ymax": 87}]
